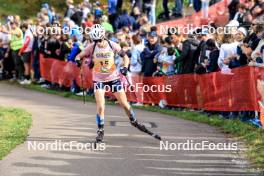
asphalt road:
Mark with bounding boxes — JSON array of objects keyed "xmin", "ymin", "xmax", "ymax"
[{"xmin": 0, "ymin": 83, "xmax": 260, "ymax": 176}]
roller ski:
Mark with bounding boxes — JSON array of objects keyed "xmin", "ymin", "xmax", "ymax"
[{"xmin": 129, "ymin": 110, "xmax": 162, "ymax": 141}]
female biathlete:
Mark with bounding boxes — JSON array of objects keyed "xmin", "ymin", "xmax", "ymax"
[{"xmin": 76, "ymin": 24, "xmax": 161, "ymax": 142}]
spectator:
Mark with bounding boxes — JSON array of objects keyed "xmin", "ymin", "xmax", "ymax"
[
  {"xmin": 108, "ymin": 0, "xmax": 118, "ymax": 30},
  {"xmin": 101, "ymin": 15, "xmax": 114, "ymax": 33},
  {"xmin": 68, "ymin": 34, "xmax": 82, "ymax": 63},
  {"xmin": 251, "ymin": 0, "xmax": 264, "ymax": 19},
  {"xmin": 58, "ymin": 34, "xmax": 71, "ymax": 61},
  {"xmin": 19, "ymin": 22, "xmax": 34, "ymax": 85},
  {"xmin": 155, "ymin": 46, "xmax": 176, "ymax": 76},
  {"xmin": 201, "ymin": 0, "xmax": 210, "ymax": 19},
  {"xmin": 130, "ymin": 34, "xmax": 144, "ymax": 75},
  {"xmin": 114, "ymin": 9, "xmax": 137, "ymax": 31},
  {"xmin": 140, "ymin": 31, "xmax": 162, "ymax": 76},
  {"xmin": 205, "ymin": 39, "xmax": 220, "ymax": 72},
  {"xmin": 195, "ymin": 28, "xmax": 211, "ymax": 67},
  {"xmin": 39, "ymin": 8, "xmax": 50, "ymax": 26},
  {"xmin": 250, "ymin": 31, "xmax": 264, "ymax": 66},
  {"xmin": 84, "ymin": 14, "xmax": 94, "ymax": 28},
  {"xmin": 94, "ymin": 1, "xmax": 103, "ymax": 19},
  {"xmin": 242, "ymin": 21, "xmax": 264, "ymax": 60},
  {"xmin": 65, "ymin": 0, "xmax": 75, "ymax": 18},
  {"xmin": 171, "ymin": 32, "xmax": 183, "ymax": 74},
  {"xmin": 132, "ymin": 0, "xmax": 143, "ymax": 9},
  {"xmin": 68, "ymin": 20, "xmax": 83, "ymax": 42},
  {"xmin": 31, "ymin": 25, "xmax": 42, "ymax": 81},
  {"xmin": 117, "ymin": 0, "xmax": 123, "ymax": 10},
  {"xmin": 42, "ymin": 3, "xmax": 54, "ymax": 24},
  {"xmin": 173, "ymin": 0, "xmax": 183, "ymax": 18},
  {"xmin": 162, "ymin": 0, "xmax": 170, "ymax": 19},
  {"xmin": 228, "ymin": 0, "xmax": 240, "ymax": 20},
  {"xmin": 229, "ymin": 27, "xmax": 248, "ymax": 68},
  {"xmin": 193, "ymin": 0, "xmax": 202, "ymax": 12},
  {"xmin": 9, "ymin": 21, "xmax": 24, "ymax": 81},
  {"xmin": 70, "ymin": 5, "xmax": 84, "ymax": 26},
  {"xmin": 174, "ymin": 34, "xmax": 199, "ymax": 74},
  {"xmin": 82, "ymin": 0, "xmax": 91, "ymax": 23},
  {"xmin": 45, "ymin": 34, "xmax": 61, "ymax": 59},
  {"xmin": 131, "ymin": 6, "xmax": 141, "ymax": 22},
  {"xmin": 232, "ymin": 4, "xmax": 247, "ymax": 24},
  {"xmin": 156, "ymin": 36, "xmax": 176, "ymax": 76},
  {"xmin": 0, "ymin": 25, "xmax": 10, "ymax": 79},
  {"xmin": 196, "ymin": 38, "xmax": 220, "ymax": 73},
  {"xmin": 0, "ymin": 39, "xmax": 4, "ymax": 78},
  {"xmin": 217, "ymin": 32, "xmax": 237, "ymax": 72}
]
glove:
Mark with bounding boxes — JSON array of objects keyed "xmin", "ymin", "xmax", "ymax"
[
  {"xmin": 76, "ymin": 60, "xmax": 82, "ymax": 67},
  {"xmin": 120, "ymin": 67, "xmax": 128, "ymax": 76},
  {"xmin": 88, "ymin": 60, "xmax": 94, "ymax": 69}
]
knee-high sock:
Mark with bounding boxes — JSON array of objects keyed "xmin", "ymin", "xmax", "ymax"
[
  {"xmin": 127, "ymin": 108, "xmax": 136, "ymax": 121},
  {"xmin": 96, "ymin": 114, "xmax": 104, "ymax": 128}
]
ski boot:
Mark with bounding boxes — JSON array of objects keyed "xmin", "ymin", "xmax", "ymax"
[{"xmin": 95, "ymin": 128, "xmax": 104, "ymax": 143}]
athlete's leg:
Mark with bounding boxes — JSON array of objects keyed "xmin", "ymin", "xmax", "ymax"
[
  {"xmin": 95, "ymin": 89, "xmax": 106, "ymax": 121},
  {"xmin": 94, "ymin": 85, "xmax": 106, "ymax": 142},
  {"xmin": 114, "ymin": 87, "xmax": 162, "ymax": 140},
  {"xmin": 113, "ymin": 89, "xmax": 136, "ymax": 122}
]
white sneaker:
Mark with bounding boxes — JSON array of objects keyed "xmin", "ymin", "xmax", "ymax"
[
  {"xmin": 132, "ymin": 102, "xmax": 143, "ymax": 107},
  {"xmin": 20, "ymin": 79, "xmax": 31, "ymax": 85},
  {"xmin": 9, "ymin": 77, "xmax": 17, "ymax": 82},
  {"xmin": 40, "ymin": 84, "xmax": 50, "ymax": 89},
  {"xmin": 76, "ymin": 92, "xmax": 87, "ymax": 96},
  {"xmin": 37, "ymin": 77, "xmax": 45, "ymax": 84}
]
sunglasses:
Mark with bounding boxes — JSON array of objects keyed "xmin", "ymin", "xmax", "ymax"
[{"xmin": 94, "ymin": 39, "xmax": 103, "ymax": 43}]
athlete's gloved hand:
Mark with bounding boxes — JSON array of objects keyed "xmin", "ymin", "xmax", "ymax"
[
  {"xmin": 89, "ymin": 60, "xmax": 94, "ymax": 69},
  {"xmin": 120, "ymin": 67, "xmax": 128, "ymax": 76},
  {"xmin": 76, "ymin": 59, "xmax": 82, "ymax": 67}
]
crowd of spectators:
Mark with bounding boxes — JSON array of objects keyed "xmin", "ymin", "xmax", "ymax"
[{"xmin": 0, "ymin": 0, "xmax": 263, "ymax": 125}]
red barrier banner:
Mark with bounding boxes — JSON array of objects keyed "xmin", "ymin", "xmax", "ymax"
[{"xmin": 40, "ymin": 55, "xmax": 263, "ymax": 111}]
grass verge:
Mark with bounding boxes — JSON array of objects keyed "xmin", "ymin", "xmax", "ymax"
[
  {"xmin": 0, "ymin": 106, "xmax": 32, "ymax": 160},
  {"xmin": 3, "ymin": 81, "xmax": 264, "ymax": 170}
]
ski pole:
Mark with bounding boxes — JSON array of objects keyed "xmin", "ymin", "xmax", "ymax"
[{"xmin": 80, "ymin": 64, "xmax": 86, "ymax": 104}]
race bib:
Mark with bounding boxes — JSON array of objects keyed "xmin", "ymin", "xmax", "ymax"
[{"xmin": 93, "ymin": 51, "xmax": 116, "ymax": 73}]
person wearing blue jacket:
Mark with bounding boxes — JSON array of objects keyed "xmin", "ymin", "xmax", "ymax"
[
  {"xmin": 68, "ymin": 34, "xmax": 82, "ymax": 93},
  {"xmin": 67, "ymin": 35, "xmax": 82, "ymax": 63},
  {"xmin": 114, "ymin": 9, "xmax": 137, "ymax": 31},
  {"xmin": 108, "ymin": 0, "xmax": 118, "ymax": 30},
  {"xmin": 140, "ymin": 31, "xmax": 162, "ymax": 76}
]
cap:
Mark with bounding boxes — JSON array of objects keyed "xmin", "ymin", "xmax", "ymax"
[
  {"xmin": 148, "ymin": 31, "xmax": 158, "ymax": 38},
  {"xmin": 237, "ymin": 27, "xmax": 248, "ymax": 36},
  {"xmin": 226, "ymin": 20, "xmax": 239, "ymax": 28}
]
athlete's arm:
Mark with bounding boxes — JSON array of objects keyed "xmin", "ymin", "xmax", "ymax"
[
  {"xmin": 75, "ymin": 50, "xmax": 86, "ymax": 61},
  {"xmin": 76, "ymin": 43, "xmax": 92, "ymax": 61}
]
